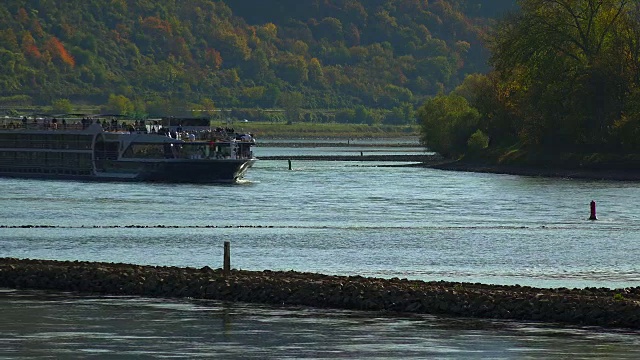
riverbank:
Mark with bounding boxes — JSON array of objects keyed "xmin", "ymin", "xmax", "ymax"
[
  {"xmin": 243, "ymin": 122, "xmax": 418, "ymax": 139},
  {"xmin": 1, "ymin": 258, "xmax": 638, "ymax": 329},
  {"xmin": 420, "ymin": 147, "xmax": 640, "ymax": 180},
  {"xmin": 428, "ymin": 160, "xmax": 640, "ymax": 181}
]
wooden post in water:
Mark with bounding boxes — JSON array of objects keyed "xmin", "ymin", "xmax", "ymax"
[
  {"xmin": 589, "ymin": 201, "xmax": 597, "ymax": 220},
  {"xmin": 223, "ymin": 241, "xmax": 230, "ymax": 275},
  {"xmin": 288, "ymin": 159, "xmax": 292, "ymax": 170}
]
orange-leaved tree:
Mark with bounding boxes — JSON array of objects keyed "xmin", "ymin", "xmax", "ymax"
[{"xmin": 45, "ymin": 37, "xmax": 75, "ymax": 68}]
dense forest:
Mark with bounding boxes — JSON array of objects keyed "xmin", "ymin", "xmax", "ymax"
[
  {"xmin": 419, "ymin": 0, "xmax": 640, "ymax": 156},
  {"xmin": 0, "ymin": 0, "xmax": 516, "ymax": 122}
]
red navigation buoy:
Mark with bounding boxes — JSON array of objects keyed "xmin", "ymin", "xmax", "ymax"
[{"xmin": 589, "ymin": 200, "xmax": 597, "ymax": 220}]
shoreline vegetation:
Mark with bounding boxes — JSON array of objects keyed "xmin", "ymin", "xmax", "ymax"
[
  {"xmin": 241, "ymin": 122, "xmax": 419, "ymax": 140},
  {"xmin": 1, "ymin": 258, "xmax": 638, "ymax": 329}
]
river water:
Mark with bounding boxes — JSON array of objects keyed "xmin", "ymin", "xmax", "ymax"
[{"xmin": 1, "ymin": 142, "xmax": 640, "ymax": 358}]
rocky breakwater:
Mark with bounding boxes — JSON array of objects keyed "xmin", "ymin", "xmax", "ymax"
[{"xmin": 0, "ymin": 258, "xmax": 639, "ymax": 329}]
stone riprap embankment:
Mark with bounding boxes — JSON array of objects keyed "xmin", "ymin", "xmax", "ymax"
[{"xmin": 1, "ymin": 258, "xmax": 639, "ymax": 329}]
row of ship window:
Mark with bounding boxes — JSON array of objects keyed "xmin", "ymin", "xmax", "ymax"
[
  {"xmin": 0, "ymin": 151, "xmax": 93, "ymax": 165},
  {"xmin": 0, "ymin": 167, "xmax": 92, "ymax": 175},
  {"xmin": 0, "ymin": 135, "xmax": 93, "ymax": 150}
]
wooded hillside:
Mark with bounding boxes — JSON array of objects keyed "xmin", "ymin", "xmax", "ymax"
[
  {"xmin": 0, "ymin": 0, "xmax": 516, "ymax": 119},
  {"xmin": 418, "ymin": 0, "xmax": 640, "ymax": 156}
]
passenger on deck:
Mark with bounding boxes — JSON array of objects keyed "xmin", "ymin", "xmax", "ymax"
[{"xmin": 163, "ymin": 143, "xmax": 173, "ymax": 159}]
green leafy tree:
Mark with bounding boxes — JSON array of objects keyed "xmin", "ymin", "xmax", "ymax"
[
  {"xmin": 279, "ymin": 91, "xmax": 304, "ymax": 123},
  {"xmin": 51, "ymin": 98, "xmax": 72, "ymax": 114},
  {"xmin": 454, "ymin": 73, "xmax": 520, "ymax": 146},
  {"xmin": 260, "ymin": 85, "xmax": 281, "ymax": 108},
  {"xmin": 129, "ymin": 98, "xmax": 147, "ymax": 120},
  {"xmin": 274, "ymin": 54, "xmax": 308, "ymax": 84},
  {"xmin": 315, "ymin": 17, "xmax": 343, "ymax": 42},
  {"xmin": 200, "ymin": 98, "xmax": 216, "ymax": 118},
  {"xmin": 308, "ymin": 57, "xmax": 325, "ymax": 86},
  {"xmin": 354, "ymin": 105, "xmax": 377, "ymax": 125},
  {"xmin": 418, "ymin": 94, "xmax": 481, "ymax": 157},
  {"xmin": 335, "ymin": 108, "xmax": 355, "ymax": 123},
  {"xmin": 378, "ymin": 84, "xmax": 414, "ymax": 108},
  {"xmin": 384, "ymin": 103, "xmax": 415, "ymax": 125},
  {"xmin": 467, "ymin": 129, "xmax": 490, "ymax": 152},
  {"xmin": 243, "ymin": 48, "xmax": 271, "ymax": 82},
  {"xmin": 106, "ymin": 94, "xmax": 134, "ymax": 115},
  {"xmin": 489, "ymin": 0, "xmax": 636, "ymax": 148}
]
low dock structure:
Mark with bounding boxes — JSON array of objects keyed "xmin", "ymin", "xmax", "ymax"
[{"xmin": 1, "ymin": 258, "xmax": 639, "ymax": 329}]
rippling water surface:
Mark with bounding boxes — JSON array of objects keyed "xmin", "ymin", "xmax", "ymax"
[
  {"xmin": 1, "ymin": 143, "xmax": 640, "ymax": 357},
  {"xmin": 1, "ymin": 289, "xmax": 639, "ymax": 359}
]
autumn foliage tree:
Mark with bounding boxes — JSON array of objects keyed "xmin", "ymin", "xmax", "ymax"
[
  {"xmin": 488, "ymin": 0, "xmax": 638, "ymax": 149},
  {"xmin": 45, "ymin": 37, "xmax": 75, "ymax": 68},
  {"xmin": 21, "ymin": 31, "xmax": 40, "ymax": 59},
  {"xmin": 205, "ymin": 48, "xmax": 223, "ymax": 70}
]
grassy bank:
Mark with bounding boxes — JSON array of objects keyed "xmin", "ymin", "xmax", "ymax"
[{"xmin": 230, "ymin": 122, "xmax": 419, "ymax": 139}]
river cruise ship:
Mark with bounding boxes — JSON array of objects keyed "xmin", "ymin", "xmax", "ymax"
[{"xmin": 0, "ymin": 116, "xmax": 256, "ymax": 183}]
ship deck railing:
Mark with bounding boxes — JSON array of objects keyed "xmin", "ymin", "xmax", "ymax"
[{"xmin": 0, "ymin": 122, "xmax": 256, "ymax": 146}]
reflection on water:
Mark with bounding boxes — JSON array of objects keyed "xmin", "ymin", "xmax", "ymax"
[{"xmin": 1, "ymin": 289, "xmax": 639, "ymax": 359}]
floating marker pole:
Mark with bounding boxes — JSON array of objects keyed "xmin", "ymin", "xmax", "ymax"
[
  {"xmin": 223, "ymin": 241, "xmax": 230, "ymax": 275},
  {"xmin": 589, "ymin": 200, "xmax": 597, "ymax": 220},
  {"xmin": 288, "ymin": 159, "xmax": 292, "ymax": 170}
]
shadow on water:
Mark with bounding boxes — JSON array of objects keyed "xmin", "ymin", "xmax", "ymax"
[{"xmin": 1, "ymin": 289, "xmax": 639, "ymax": 359}]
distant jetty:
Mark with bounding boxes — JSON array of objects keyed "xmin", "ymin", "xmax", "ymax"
[{"xmin": 0, "ymin": 258, "xmax": 639, "ymax": 329}]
